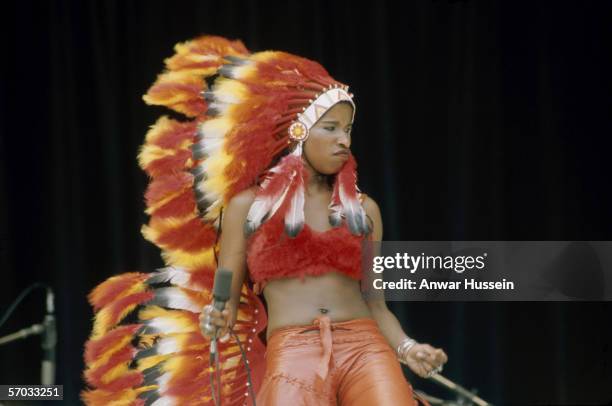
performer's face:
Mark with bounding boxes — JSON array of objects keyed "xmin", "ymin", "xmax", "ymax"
[{"xmin": 304, "ymin": 102, "xmax": 354, "ymax": 175}]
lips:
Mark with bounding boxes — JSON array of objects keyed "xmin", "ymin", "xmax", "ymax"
[{"xmin": 333, "ymin": 150, "xmax": 349, "ymax": 156}]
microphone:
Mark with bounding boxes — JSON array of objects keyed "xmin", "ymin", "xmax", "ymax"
[
  {"xmin": 209, "ymin": 269, "xmax": 233, "ymax": 360},
  {"xmin": 41, "ymin": 288, "xmax": 56, "ymax": 385}
]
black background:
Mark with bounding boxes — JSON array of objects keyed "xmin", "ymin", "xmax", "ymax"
[{"xmin": 1, "ymin": 0, "xmax": 611, "ymax": 404}]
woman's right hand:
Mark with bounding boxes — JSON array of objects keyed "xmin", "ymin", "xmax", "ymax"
[{"xmin": 199, "ymin": 302, "xmax": 232, "ymax": 342}]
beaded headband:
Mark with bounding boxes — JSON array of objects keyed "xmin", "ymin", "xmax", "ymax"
[{"xmin": 288, "ymin": 85, "xmax": 356, "ymax": 142}]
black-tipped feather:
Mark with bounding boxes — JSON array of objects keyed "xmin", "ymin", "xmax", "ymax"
[
  {"xmin": 223, "ymin": 55, "xmax": 248, "ymax": 65},
  {"xmin": 138, "ymin": 389, "xmax": 161, "ymax": 406},
  {"xmin": 284, "ymin": 222, "xmax": 303, "ymax": 238},
  {"xmin": 217, "ymin": 65, "xmax": 235, "ymax": 79},
  {"xmin": 134, "ymin": 346, "xmax": 158, "ymax": 361},
  {"xmin": 141, "ymin": 363, "xmax": 164, "ymax": 385},
  {"xmin": 202, "ymin": 91, "xmax": 215, "ymax": 103},
  {"xmin": 191, "ymin": 144, "xmax": 208, "ymax": 161},
  {"xmin": 206, "ymin": 106, "xmax": 220, "ymax": 117}
]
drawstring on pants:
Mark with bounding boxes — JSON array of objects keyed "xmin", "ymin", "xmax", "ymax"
[
  {"xmin": 297, "ymin": 315, "xmax": 334, "ymax": 382},
  {"xmin": 314, "ymin": 315, "xmax": 333, "ymax": 381}
]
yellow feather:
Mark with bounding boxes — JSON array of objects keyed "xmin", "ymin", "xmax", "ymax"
[
  {"xmin": 201, "ymin": 150, "xmax": 232, "ymax": 199},
  {"xmin": 91, "ymin": 281, "xmax": 148, "ymax": 339},
  {"xmin": 199, "ymin": 117, "xmax": 233, "ymax": 141},
  {"xmin": 231, "ymin": 64, "xmax": 256, "ymax": 80},
  {"xmin": 140, "ymin": 214, "xmax": 199, "ymax": 245},
  {"xmin": 92, "ymin": 302, "xmax": 140, "ymax": 339},
  {"xmin": 251, "ymin": 51, "xmax": 279, "ymax": 62},
  {"xmin": 143, "ymin": 116, "xmax": 173, "ymax": 144},
  {"xmin": 139, "ymin": 312, "xmax": 197, "ymax": 336},
  {"xmin": 88, "ymin": 334, "xmax": 134, "ymax": 371},
  {"xmin": 139, "ymin": 306, "xmax": 197, "ymax": 324},
  {"xmin": 101, "ymin": 362, "xmax": 130, "ymax": 385},
  {"xmin": 142, "ymin": 71, "xmax": 202, "ymax": 106},
  {"xmin": 137, "ymin": 333, "xmax": 160, "ymax": 348},
  {"xmin": 214, "ymin": 78, "xmax": 248, "ymax": 103},
  {"xmin": 172, "ymin": 40, "xmax": 192, "ymax": 56},
  {"xmin": 136, "ymin": 385, "xmax": 159, "ymax": 394},
  {"xmin": 136, "ymin": 353, "xmax": 172, "ymax": 371},
  {"xmin": 144, "ymin": 191, "xmax": 191, "ymax": 216},
  {"xmin": 162, "ymin": 247, "xmax": 216, "ymax": 270},
  {"xmin": 161, "ymin": 354, "xmax": 186, "ymax": 373},
  {"xmin": 137, "ymin": 144, "xmax": 185, "ymax": 169}
]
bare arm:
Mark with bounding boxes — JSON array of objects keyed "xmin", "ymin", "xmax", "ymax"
[
  {"xmin": 362, "ymin": 195, "xmax": 448, "ymax": 378},
  {"xmin": 362, "ymin": 195, "xmax": 408, "ymax": 351},
  {"xmin": 200, "ymin": 187, "xmax": 256, "ymax": 338}
]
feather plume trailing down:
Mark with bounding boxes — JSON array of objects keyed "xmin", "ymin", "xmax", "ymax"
[
  {"xmin": 282, "ymin": 145, "xmax": 309, "ymax": 237},
  {"xmin": 244, "ymin": 150, "xmax": 304, "ymax": 237},
  {"xmin": 336, "ymin": 153, "xmax": 371, "ymax": 236},
  {"xmin": 283, "ymin": 162, "xmax": 306, "ymax": 237},
  {"xmin": 328, "ymin": 174, "xmax": 344, "ymax": 227}
]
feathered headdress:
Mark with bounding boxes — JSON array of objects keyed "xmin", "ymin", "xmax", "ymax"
[
  {"xmin": 192, "ymin": 47, "xmax": 369, "ymax": 237},
  {"xmin": 81, "ymin": 34, "xmax": 369, "ymax": 406}
]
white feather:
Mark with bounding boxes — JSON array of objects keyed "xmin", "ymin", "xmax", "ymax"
[
  {"xmin": 151, "ymin": 376, "xmax": 176, "ymax": 406},
  {"xmin": 152, "ymin": 287, "xmax": 201, "ymax": 313},
  {"xmin": 269, "ymin": 179, "xmax": 293, "ymax": 219},
  {"xmin": 199, "ymin": 118, "xmax": 230, "ymax": 141},
  {"xmin": 156, "ymin": 337, "xmax": 179, "ymax": 355},
  {"xmin": 199, "ymin": 137, "xmax": 223, "ymax": 156},
  {"xmin": 245, "ymin": 161, "xmax": 298, "ymax": 231},
  {"xmin": 208, "ymin": 100, "xmax": 231, "ymax": 115},
  {"xmin": 328, "ymin": 180, "xmax": 343, "ymax": 225},
  {"xmin": 203, "ymin": 198, "xmax": 223, "ymax": 220},
  {"xmin": 339, "ymin": 182, "xmax": 367, "ymax": 233},
  {"xmin": 145, "ymin": 318, "xmax": 183, "ymax": 334},
  {"xmin": 148, "ymin": 267, "xmax": 191, "ymax": 287},
  {"xmin": 231, "ymin": 62, "xmax": 254, "ymax": 79},
  {"xmin": 284, "ymin": 170, "xmax": 304, "ymax": 233}
]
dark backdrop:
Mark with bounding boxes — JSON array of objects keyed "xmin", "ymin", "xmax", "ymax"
[{"xmin": 1, "ymin": 0, "xmax": 611, "ymax": 404}]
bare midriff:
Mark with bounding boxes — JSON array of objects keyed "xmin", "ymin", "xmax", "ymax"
[{"xmin": 262, "ymin": 271, "xmax": 373, "ymax": 341}]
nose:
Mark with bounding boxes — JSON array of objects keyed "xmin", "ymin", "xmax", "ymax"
[{"xmin": 337, "ymin": 130, "xmax": 351, "ymax": 149}]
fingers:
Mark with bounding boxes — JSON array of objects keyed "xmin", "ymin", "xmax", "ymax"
[
  {"xmin": 422, "ymin": 349, "xmax": 447, "ymax": 368},
  {"xmin": 416, "ymin": 352, "xmax": 434, "ymax": 378},
  {"xmin": 417, "ymin": 351, "xmax": 436, "ymax": 373},
  {"xmin": 412, "ymin": 345, "xmax": 447, "ymax": 378},
  {"xmin": 218, "ymin": 328, "xmax": 231, "ymax": 343},
  {"xmin": 424, "ymin": 344, "xmax": 448, "ymax": 364},
  {"xmin": 410, "ymin": 353, "xmax": 432, "ymax": 378},
  {"xmin": 199, "ymin": 304, "xmax": 232, "ymax": 339}
]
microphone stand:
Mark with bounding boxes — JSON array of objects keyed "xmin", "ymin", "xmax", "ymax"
[
  {"xmin": 427, "ymin": 373, "xmax": 493, "ymax": 406},
  {"xmin": 0, "ymin": 284, "xmax": 57, "ymax": 385},
  {"xmin": 0, "ymin": 323, "xmax": 45, "ymax": 346}
]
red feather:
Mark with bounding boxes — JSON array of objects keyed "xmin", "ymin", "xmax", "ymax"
[{"xmin": 88, "ymin": 273, "xmax": 149, "ymax": 311}]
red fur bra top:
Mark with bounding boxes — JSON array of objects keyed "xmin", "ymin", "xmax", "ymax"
[{"xmin": 246, "ymin": 212, "xmax": 368, "ymax": 293}]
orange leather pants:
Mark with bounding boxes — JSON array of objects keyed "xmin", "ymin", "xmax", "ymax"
[{"xmin": 255, "ymin": 315, "xmax": 419, "ymax": 405}]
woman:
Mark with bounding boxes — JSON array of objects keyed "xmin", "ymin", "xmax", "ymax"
[
  {"xmin": 202, "ymin": 98, "xmax": 448, "ymax": 405},
  {"xmin": 81, "ymin": 35, "xmax": 446, "ymax": 406}
]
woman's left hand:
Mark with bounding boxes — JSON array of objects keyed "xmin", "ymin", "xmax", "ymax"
[{"xmin": 402, "ymin": 343, "xmax": 448, "ymax": 379}]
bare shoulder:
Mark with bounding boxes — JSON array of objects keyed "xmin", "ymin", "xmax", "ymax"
[
  {"xmin": 360, "ymin": 193, "xmax": 381, "ymax": 218},
  {"xmin": 360, "ymin": 192, "xmax": 383, "ymax": 240},
  {"xmin": 220, "ymin": 186, "xmax": 259, "ymax": 241},
  {"xmin": 226, "ymin": 186, "xmax": 258, "ymax": 213}
]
